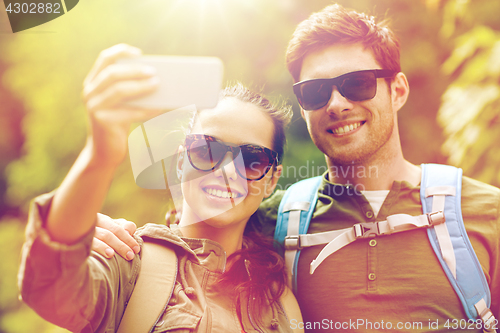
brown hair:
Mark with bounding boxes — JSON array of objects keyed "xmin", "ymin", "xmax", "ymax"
[
  {"xmin": 188, "ymin": 83, "xmax": 292, "ymax": 162},
  {"xmin": 185, "ymin": 83, "xmax": 292, "ymax": 328},
  {"xmin": 220, "ymin": 83, "xmax": 292, "ymax": 162},
  {"xmin": 286, "ymin": 3, "xmax": 401, "ymax": 82}
]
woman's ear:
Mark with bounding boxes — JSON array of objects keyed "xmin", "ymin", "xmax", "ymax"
[
  {"xmin": 264, "ymin": 164, "xmax": 282, "ymax": 198},
  {"xmin": 176, "ymin": 145, "xmax": 185, "ymax": 181}
]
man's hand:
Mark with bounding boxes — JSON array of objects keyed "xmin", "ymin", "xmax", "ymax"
[{"xmin": 92, "ymin": 213, "xmax": 140, "ymax": 261}]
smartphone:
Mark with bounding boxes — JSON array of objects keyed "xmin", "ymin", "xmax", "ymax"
[{"xmin": 117, "ymin": 55, "xmax": 223, "ymax": 110}]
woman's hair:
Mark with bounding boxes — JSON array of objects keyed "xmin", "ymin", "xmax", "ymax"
[
  {"xmin": 286, "ymin": 3, "xmax": 401, "ymax": 83},
  {"xmin": 218, "ymin": 83, "xmax": 292, "ymax": 163},
  {"xmin": 218, "ymin": 233, "xmax": 287, "ymax": 327},
  {"xmin": 186, "ymin": 83, "xmax": 292, "ymax": 326},
  {"xmin": 186, "ymin": 83, "xmax": 292, "ymax": 162}
]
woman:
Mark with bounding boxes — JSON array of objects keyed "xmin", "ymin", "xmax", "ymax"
[{"xmin": 18, "ymin": 44, "xmax": 302, "ymax": 332}]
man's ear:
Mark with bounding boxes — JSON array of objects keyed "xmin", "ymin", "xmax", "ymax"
[
  {"xmin": 176, "ymin": 145, "xmax": 185, "ymax": 181},
  {"xmin": 391, "ymin": 72, "xmax": 410, "ymax": 113},
  {"xmin": 264, "ymin": 164, "xmax": 283, "ymax": 198}
]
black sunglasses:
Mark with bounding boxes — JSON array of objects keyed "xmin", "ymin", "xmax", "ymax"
[
  {"xmin": 184, "ymin": 134, "xmax": 279, "ymax": 181},
  {"xmin": 293, "ymin": 69, "xmax": 397, "ymax": 111}
]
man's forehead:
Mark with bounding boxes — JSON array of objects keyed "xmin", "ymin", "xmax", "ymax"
[{"xmin": 299, "ymin": 43, "xmax": 380, "ymax": 81}]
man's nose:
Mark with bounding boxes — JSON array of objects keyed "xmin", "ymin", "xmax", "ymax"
[{"xmin": 324, "ymin": 86, "xmax": 355, "ymax": 116}]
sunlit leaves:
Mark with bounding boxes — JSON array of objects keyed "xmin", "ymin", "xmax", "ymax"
[
  {"xmin": 442, "ymin": 25, "xmax": 497, "ymax": 76},
  {"xmin": 437, "ymin": 3, "xmax": 500, "ymax": 185}
]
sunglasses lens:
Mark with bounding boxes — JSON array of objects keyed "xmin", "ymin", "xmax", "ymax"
[
  {"xmin": 186, "ymin": 135, "xmax": 276, "ymax": 181},
  {"xmin": 340, "ymin": 72, "xmax": 377, "ymax": 101},
  {"xmin": 296, "ymin": 70, "xmax": 383, "ymax": 110},
  {"xmin": 239, "ymin": 146, "xmax": 273, "ymax": 180},
  {"xmin": 298, "ymin": 80, "xmax": 332, "ymax": 110},
  {"xmin": 188, "ymin": 139, "xmax": 225, "ymax": 171}
]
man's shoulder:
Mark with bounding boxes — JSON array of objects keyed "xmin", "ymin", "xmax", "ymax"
[
  {"xmin": 259, "ymin": 176, "xmax": 325, "ymax": 211},
  {"xmin": 260, "ymin": 189, "xmax": 286, "ymax": 212},
  {"xmin": 462, "ymin": 175, "xmax": 500, "ymax": 198},
  {"xmin": 460, "ymin": 175, "xmax": 500, "ymax": 228}
]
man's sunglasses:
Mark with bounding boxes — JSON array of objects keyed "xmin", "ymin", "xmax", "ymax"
[
  {"xmin": 293, "ymin": 69, "xmax": 397, "ymax": 111},
  {"xmin": 184, "ymin": 134, "xmax": 279, "ymax": 181}
]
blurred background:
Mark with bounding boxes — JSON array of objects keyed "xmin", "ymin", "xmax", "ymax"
[{"xmin": 0, "ymin": 0, "xmax": 499, "ymax": 331}]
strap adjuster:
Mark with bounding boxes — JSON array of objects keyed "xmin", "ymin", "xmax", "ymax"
[
  {"xmin": 353, "ymin": 222, "xmax": 380, "ymax": 238},
  {"xmin": 427, "ymin": 211, "xmax": 445, "ymax": 225},
  {"xmin": 284, "ymin": 235, "xmax": 301, "ymax": 250},
  {"xmin": 479, "ymin": 308, "xmax": 495, "ymax": 332}
]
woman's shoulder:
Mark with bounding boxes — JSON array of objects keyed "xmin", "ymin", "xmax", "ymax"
[{"xmin": 135, "ymin": 223, "xmax": 187, "ymax": 249}]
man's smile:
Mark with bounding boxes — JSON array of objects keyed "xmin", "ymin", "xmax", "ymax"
[{"xmin": 327, "ymin": 121, "xmax": 366, "ymax": 136}]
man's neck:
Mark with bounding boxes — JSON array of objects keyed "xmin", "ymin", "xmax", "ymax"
[{"xmin": 326, "ymin": 149, "xmax": 421, "ymax": 191}]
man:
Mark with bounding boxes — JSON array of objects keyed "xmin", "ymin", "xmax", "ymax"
[
  {"xmin": 255, "ymin": 4, "xmax": 500, "ymax": 331},
  {"xmin": 96, "ymin": 4, "xmax": 500, "ymax": 332}
]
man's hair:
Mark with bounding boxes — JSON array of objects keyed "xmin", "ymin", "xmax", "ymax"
[{"xmin": 286, "ymin": 3, "xmax": 401, "ymax": 82}]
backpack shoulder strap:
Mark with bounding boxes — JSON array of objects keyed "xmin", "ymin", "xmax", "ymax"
[
  {"xmin": 421, "ymin": 164, "xmax": 495, "ymax": 330},
  {"xmin": 274, "ymin": 176, "xmax": 322, "ymax": 292},
  {"xmin": 117, "ymin": 240, "xmax": 178, "ymax": 333}
]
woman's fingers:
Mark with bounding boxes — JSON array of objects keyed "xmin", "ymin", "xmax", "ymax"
[
  {"xmin": 94, "ymin": 213, "xmax": 140, "ymax": 261},
  {"xmin": 84, "ymin": 44, "xmax": 142, "ymax": 88},
  {"xmin": 83, "ymin": 44, "xmax": 161, "ymax": 113},
  {"xmin": 86, "ymin": 76, "xmax": 160, "ymax": 112},
  {"xmin": 83, "ymin": 63, "xmax": 157, "ymax": 104}
]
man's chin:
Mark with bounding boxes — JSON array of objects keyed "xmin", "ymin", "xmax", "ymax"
[{"xmin": 322, "ymin": 146, "xmax": 366, "ymax": 166}]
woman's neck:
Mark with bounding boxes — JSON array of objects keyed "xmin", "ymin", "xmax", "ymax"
[{"xmin": 178, "ymin": 207, "xmax": 247, "ymax": 256}]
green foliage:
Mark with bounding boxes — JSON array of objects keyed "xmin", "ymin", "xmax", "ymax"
[
  {"xmin": 437, "ymin": 0, "xmax": 500, "ymax": 186},
  {"xmin": 1, "ymin": 0, "xmax": 493, "ymax": 330}
]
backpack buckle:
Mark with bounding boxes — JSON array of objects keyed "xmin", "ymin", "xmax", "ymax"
[
  {"xmin": 284, "ymin": 235, "xmax": 301, "ymax": 250},
  {"xmin": 353, "ymin": 222, "xmax": 380, "ymax": 238},
  {"xmin": 427, "ymin": 211, "xmax": 445, "ymax": 225}
]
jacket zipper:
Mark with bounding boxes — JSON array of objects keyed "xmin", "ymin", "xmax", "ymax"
[{"xmin": 148, "ymin": 255, "xmax": 179, "ymax": 333}]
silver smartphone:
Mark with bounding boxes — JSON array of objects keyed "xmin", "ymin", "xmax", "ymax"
[{"xmin": 117, "ymin": 55, "xmax": 224, "ymax": 110}]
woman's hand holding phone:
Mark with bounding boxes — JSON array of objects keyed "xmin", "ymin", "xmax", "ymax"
[
  {"xmin": 46, "ymin": 44, "xmax": 163, "ymax": 245},
  {"xmin": 47, "ymin": 44, "xmax": 222, "ymax": 245},
  {"xmin": 82, "ymin": 44, "xmax": 164, "ymax": 167}
]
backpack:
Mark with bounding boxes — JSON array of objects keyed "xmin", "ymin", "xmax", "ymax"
[
  {"xmin": 274, "ymin": 164, "xmax": 496, "ymax": 332},
  {"xmin": 115, "ymin": 236, "xmax": 305, "ymax": 333},
  {"xmin": 116, "ymin": 240, "xmax": 177, "ymax": 333}
]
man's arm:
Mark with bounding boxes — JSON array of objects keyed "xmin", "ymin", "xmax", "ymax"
[{"xmin": 92, "ymin": 190, "xmax": 286, "ymax": 259}]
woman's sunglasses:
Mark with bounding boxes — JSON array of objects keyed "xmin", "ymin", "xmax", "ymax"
[
  {"xmin": 184, "ymin": 134, "xmax": 279, "ymax": 181},
  {"xmin": 293, "ymin": 69, "xmax": 397, "ymax": 111}
]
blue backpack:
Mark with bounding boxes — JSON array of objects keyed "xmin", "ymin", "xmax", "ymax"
[{"xmin": 274, "ymin": 164, "xmax": 496, "ymax": 331}]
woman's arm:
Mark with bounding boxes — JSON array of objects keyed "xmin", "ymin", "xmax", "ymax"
[
  {"xmin": 19, "ymin": 44, "xmax": 162, "ymax": 330},
  {"xmin": 18, "ymin": 192, "xmax": 142, "ymax": 332},
  {"xmin": 47, "ymin": 44, "xmax": 162, "ymax": 244}
]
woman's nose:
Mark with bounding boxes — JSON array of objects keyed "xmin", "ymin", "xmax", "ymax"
[{"xmin": 214, "ymin": 151, "xmax": 239, "ymax": 181}]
